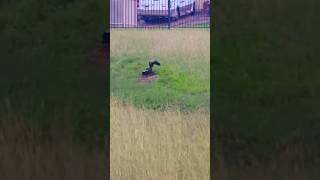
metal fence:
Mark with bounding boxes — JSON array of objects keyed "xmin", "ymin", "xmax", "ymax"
[{"xmin": 110, "ymin": 0, "xmax": 210, "ymax": 28}]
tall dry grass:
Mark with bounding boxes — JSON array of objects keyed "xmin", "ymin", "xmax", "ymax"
[
  {"xmin": 110, "ymin": 99, "xmax": 210, "ymax": 180},
  {"xmin": 0, "ymin": 117, "xmax": 107, "ymax": 180}
]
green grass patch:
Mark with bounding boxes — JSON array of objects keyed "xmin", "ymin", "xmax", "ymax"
[
  {"xmin": 111, "ymin": 30, "xmax": 210, "ymax": 111},
  {"xmin": 111, "ymin": 56, "xmax": 209, "ymax": 111}
]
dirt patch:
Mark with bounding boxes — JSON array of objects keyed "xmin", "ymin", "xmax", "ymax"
[{"xmin": 137, "ymin": 74, "xmax": 158, "ymax": 84}]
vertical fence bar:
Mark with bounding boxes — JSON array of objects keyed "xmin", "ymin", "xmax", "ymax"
[{"xmin": 168, "ymin": 0, "xmax": 171, "ymax": 29}]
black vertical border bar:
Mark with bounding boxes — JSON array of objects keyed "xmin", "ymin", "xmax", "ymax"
[
  {"xmin": 105, "ymin": 33, "xmax": 110, "ymax": 180},
  {"xmin": 105, "ymin": 0, "xmax": 110, "ymax": 179},
  {"xmin": 210, "ymin": 0, "xmax": 215, "ymax": 179}
]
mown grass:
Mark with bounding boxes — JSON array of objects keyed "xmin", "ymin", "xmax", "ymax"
[
  {"xmin": 111, "ymin": 29, "xmax": 210, "ymax": 111},
  {"xmin": 110, "ymin": 98, "xmax": 210, "ymax": 180}
]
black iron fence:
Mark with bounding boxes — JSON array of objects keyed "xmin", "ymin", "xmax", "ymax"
[{"xmin": 110, "ymin": 0, "xmax": 210, "ymax": 28}]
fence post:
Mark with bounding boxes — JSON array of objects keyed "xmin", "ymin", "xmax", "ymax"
[{"xmin": 168, "ymin": 0, "xmax": 171, "ymax": 29}]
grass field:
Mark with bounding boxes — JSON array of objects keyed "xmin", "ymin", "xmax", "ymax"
[
  {"xmin": 111, "ymin": 29, "xmax": 210, "ymax": 111},
  {"xmin": 110, "ymin": 29, "xmax": 210, "ymax": 179},
  {"xmin": 111, "ymin": 99, "xmax": 209, "ymax": 180}
]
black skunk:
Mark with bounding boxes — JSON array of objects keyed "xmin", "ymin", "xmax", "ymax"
[{"xmin": 142, "ymin": 59, "xmax": 161, "ymax": 76}]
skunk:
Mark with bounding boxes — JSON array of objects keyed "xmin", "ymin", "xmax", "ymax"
[{"xmin": 142, "ymin": 59, "xmax": 161, "ymax": 76}]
